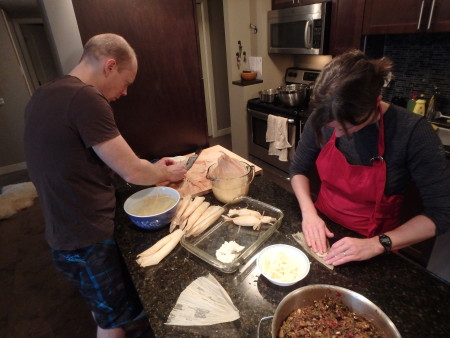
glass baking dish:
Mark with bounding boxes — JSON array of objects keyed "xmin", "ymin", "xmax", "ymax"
[{"xmin": 180, "ymin": 196, "xmax": 284, "ymax": 273}]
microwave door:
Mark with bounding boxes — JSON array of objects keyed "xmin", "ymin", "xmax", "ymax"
[{"xmin": 269, "ymin": 20, "xmax": 310, "ymax": 54}]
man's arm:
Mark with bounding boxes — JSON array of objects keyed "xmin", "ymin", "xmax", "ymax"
[{"xmin": 93, "ymin": 135, "xmax": 186, "ymax": 185}]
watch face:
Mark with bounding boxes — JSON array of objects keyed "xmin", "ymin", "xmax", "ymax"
[{"xmin": 379, "ymin": 234, "xmax": 392, "ymax": 252}]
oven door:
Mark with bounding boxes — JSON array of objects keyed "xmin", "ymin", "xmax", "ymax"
[{"xmin": 247, "ymin": 109, "xmax": 301, "ymax": 175}]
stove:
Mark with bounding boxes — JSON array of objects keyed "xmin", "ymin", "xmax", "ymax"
[
  {"xmin": 247, "ymin": 97, "xmax": 309, "ymax": 119},
  {"xmin": 247, "ymin": 67, "xmax": 320, "ymax": 181}
]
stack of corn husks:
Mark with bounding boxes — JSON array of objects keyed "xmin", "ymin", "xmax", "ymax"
[
  {"xmin": 165, "ymin": 274, "xmax": 240, "ymax": 326},
  {"xmin": 169, "ymin": 194, "xmax": 225, "ymax": 237}
]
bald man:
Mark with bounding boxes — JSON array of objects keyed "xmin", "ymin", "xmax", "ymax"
[{"xmin": 24, "ymin": 33, "xmax": 183, "ymax": 338}]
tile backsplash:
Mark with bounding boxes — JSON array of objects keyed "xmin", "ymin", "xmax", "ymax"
[{"xmin": 365, "ymin": 33, "xmax": 450, "ymax": 114}]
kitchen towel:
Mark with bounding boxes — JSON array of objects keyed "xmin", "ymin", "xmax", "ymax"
[{"xmin": 266, "ymin": 114, "xmax": 291, "ymax": 161}]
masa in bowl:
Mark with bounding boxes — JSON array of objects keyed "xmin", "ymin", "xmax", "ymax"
[
  {"xmin": 124, "ymin": 186, "xmax": 180, "ymax": 230},
  {"xmin": 257, "ymin": 244, "xmax": 310, "ymax": 286}
]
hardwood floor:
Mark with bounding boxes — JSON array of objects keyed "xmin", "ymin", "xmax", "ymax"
[
  {"xmin": 0, "ymin": 170, "xmax": 97, "ymax": 338},
  {"xmin": 0, "ymin": 134, "xmax": 232, "ymax": 338}
]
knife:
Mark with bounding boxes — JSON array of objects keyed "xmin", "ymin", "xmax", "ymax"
[{"xmin": 185, "ymin": 148, "xmax": 202, "ymax": 170}]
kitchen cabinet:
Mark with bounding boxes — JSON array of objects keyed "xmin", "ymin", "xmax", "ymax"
[
  {"xmin": 363, "ymin": 0, "xmax": 450, "ymax": 35},
  {"xmin": 71, "ymin": 0, "xmax": 209, "ymax": 160},
  {"xmin": 271, "ymin": 0, "xmax": 365, "ymax": 55},
  {"xmin": 272, "ymin": 0, "xmax": 302, "ymax": 10},
  {"xmin": 328, "ymin": 0, "xmax": 365, "ymax": 55}
]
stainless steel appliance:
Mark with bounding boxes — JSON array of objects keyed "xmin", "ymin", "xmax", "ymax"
[
  {"xmin": 268, "ymin": 2, "xmax": 331, "ymax": 55},
  {"xmin": 247, "ymin": 67, "xmax": 320, "ymax": 181}
]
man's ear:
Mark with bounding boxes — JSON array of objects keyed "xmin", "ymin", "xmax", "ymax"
[{"xmin": 104, "ymin": 58, "xmax": 117, "ymax": 76}]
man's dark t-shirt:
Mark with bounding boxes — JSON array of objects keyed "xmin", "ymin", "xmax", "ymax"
[{"xmin": 24, "ymin": 75, "xmax": 120, "ymax": 250}]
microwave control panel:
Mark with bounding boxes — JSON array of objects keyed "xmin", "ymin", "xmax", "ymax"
[{"xmin": 312, "ymin": 19, "xmax": 323, "ymax": 49}]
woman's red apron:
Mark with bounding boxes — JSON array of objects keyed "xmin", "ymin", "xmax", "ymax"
[{"xmin": 314, "ymin": 107, "xmax": 404, "ymax": 237}]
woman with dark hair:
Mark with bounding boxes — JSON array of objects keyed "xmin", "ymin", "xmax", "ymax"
[{"xmin": 290, "ymin": 49, "xmax": 450, "ymax": 266}]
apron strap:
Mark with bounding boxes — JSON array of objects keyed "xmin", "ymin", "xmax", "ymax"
[
  {"xmin": 370, "ymin": 104, "xmax": 387, "ymax": 233},
  {"xmin": 376, "ymin": 104, "xmax": 385, "ymax": 158}
]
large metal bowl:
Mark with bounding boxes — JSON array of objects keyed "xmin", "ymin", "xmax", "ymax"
[
  {"xmin": 272, "ymin": 284, "xmax": 401, "ymax": 338},
  {"xmin": 277, "ymin": 84, "xmax": 308, "ymax": 106}
]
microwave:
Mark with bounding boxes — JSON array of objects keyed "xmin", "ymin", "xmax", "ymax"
[{"xmin": 268, "ymin": 2, "xmax": 331, "ymax": 55}]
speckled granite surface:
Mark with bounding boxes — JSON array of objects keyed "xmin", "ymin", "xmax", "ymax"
[{"xmin": 114, "ymin": 176, "xmax": 450, "ymax": 337}]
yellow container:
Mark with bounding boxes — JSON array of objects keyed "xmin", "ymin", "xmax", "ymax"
[{"xmin": 413, "ymin": 99, "xmax": 426, "ymax": 116}]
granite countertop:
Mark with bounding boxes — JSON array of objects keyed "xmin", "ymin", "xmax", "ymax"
[{"xmin": 114, "ymin": 176, "xmax": 450, "ymax": 337}]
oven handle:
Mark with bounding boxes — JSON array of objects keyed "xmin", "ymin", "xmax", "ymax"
[{"xmin": 248, "ymin": 109, "xmax": 296, "ymax": 124}]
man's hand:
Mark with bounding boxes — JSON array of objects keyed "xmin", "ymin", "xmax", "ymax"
[{"xmin": 155, "ymin": 157, "xmax": 186, "ymax": 182}]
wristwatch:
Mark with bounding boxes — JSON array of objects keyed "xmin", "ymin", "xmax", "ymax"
[{"xmin": 379, "ymin": 234, "xmax": 392, "ymax": 254}]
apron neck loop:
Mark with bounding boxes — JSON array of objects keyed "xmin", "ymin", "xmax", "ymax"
[{"xmin": 371, "ymin": 104, "xmax": 385, "ymax": 163}]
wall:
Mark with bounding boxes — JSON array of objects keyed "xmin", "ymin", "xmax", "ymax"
[
  {"xmin": 39, "ymin": 0, "xmax": 82, "ymax": 75},
  {"xmin": 223, "ymin": 0, "xmax": 292, "ymax": 158},
  {"xmin": 294, "ymin": 55, "xmax": 332, "ymax": 71},
  {"xmin": 365, "ymin": 32, "xmax": 450, "ymax": 113},
  {"xmin": 0, "ymin": 9, "xmax": 32, "ymax": 173}
]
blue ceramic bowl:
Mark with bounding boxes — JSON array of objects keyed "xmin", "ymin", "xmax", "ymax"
[{"xmin": 124, "ymin": 187, "xmax": 180, "ymax": 230}]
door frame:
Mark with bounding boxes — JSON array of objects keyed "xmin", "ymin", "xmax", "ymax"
[
  {"xmin": 196, "ymin": 0, "xmax": 230, "ymax": 138},
  {"xmin": 12, "ymin": 18, "xmax": 59, "ymax": 91},
  {"xmin": 196, "ymin": 0, "xmax": 216, "ymax": 136}
]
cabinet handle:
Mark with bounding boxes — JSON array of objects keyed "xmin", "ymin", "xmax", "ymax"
[
  {"xmin": 427, "ymin": 0, "xmax": 436, "ymax": 30},
  {"xmin": 417, "ymin": 0, "xmax": 425, "ymax": 30}
]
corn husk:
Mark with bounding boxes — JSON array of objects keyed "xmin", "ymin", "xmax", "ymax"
[
  {"xmin": 209, "ymin": 152, "xmax": 247, "ymax": 178},
  {"xmin": 165, "ymin": 274, "xmax": 240, "ymax": 326}
]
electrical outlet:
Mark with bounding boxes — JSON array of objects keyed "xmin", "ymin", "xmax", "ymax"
[{"xmin": 0, "ymin": 97, "xmax": 5, "ymax": 106}]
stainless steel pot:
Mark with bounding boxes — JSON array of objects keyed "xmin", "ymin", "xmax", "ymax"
[
  {"xmin": 271, "ymin": 285, "xmax": 401, "ymax": 338},
  {"xmin": 306, "ymin": 82, "xmax": 315, "ymax": 101},
  {"xmin": 277, "ymin": 84, "xmax": 308, "ymax": 106},
  {"xmin": 259, "ymin": 89, "xmax": 278, "ymax": 103}
]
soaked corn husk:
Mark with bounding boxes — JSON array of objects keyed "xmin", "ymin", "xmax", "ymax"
[
  {"xmin": 165, "ymin": 274, "xmax": 240, "ymax": 326},
  {"xmin": 209, "ymin": 152, "xmax": 247, "ymax": 178},
  {"xmin": 292, "ymin": 232, "xmax": 334, "ymax": 270}
]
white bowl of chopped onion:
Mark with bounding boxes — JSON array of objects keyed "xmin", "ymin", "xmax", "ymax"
[{"xmin": 257, "ymin": 244, "xmax": 310, "ymax": 286}]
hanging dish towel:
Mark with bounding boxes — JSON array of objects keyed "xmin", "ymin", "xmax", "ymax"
[{"xmin": 266, "ymin": 114, "xmax": 291, "ymax": 161}]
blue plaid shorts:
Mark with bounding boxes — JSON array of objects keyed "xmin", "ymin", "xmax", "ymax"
[{"xmin": 51, "ymin": 239, "xmax": 143, "ymax": 329}]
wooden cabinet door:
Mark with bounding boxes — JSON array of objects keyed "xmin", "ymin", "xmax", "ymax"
[
  {"xmin": 329, "ymin": 0, "xmax": 365, "ymax": 55},
  {"xmin": 427, "ymin": 0, "xmax": 450, "ymax": 32},
  {"xmin": 72, "ymin": 0, "xmax": 209, "ymax": 160},
  {"xmin": 363, "ymin": 0, "xmax": 427, "ymax": 34}
]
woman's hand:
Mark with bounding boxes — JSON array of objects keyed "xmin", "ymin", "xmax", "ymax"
[
  {"xmin": 302, "ymin": 213, "xmax": 334, "ymax": 256},
  {"xmin": 324, "ymin": 236, "xmax": 383, "ymax": 266}
]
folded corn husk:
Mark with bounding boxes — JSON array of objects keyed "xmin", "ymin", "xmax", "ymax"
[
  {"xmin": 165, "ymin": 274, "xmax": 240, "ymax": 326},
  {"xmin": 292, "ymin": 232, "xmax": 333, "ymax": 270},
  {"xmin": 209, "ymin": 152, "xmax": 247, "ymax": 178},
  {"xmin": 136, "ymin": 229, "xmax": 184, "ymax": 267}
]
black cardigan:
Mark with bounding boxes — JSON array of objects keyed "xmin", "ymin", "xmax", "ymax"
[{"xmin": 290, "ymin": 104, "xmax": 450, "ymax": 235}]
